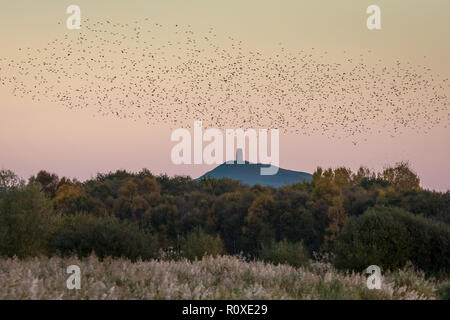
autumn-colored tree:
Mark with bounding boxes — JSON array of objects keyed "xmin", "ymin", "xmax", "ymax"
[
  {"xmin": 114, "ymin": 179, "xmax": 150, "ymax": 219},
  {"xmin": 352, "ymin": 166, "xmax": 376, "ymax": 185},
  {"xmin": 323, "ymin": 201, "xmax": 347, "ymax": 250},
  {"xmin": 333, "ymin": 167, "xmax": 352, "ymax": 188},
  {"xmin": 381, "ymin": 161, "xmax": 420, "ymax": 191},
  {"xmin": 139, "ymin": 176, "xmax": 160, "ymax": 194},
  {"xmin": 244, "ymin": 194, "xmax": 276, "ymax": 248},
  {"xmin": 311, "ymin": 167, "xmax": 348, "ymax": 251},
  {"xmin": 118, "ymin": 179, "xmax": 139, "ymax": 201},
  {"xmin": 53, "ymin": 182, "xmax": 86, "ymax": 213},
  {"xmin": 139, "ymin": 177, "xmax": 161, "ymax": 206}
]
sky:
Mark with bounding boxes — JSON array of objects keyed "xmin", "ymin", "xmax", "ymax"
[{"xmin": 0, "ymin": 0, "xmax": 449, "ymax": 190}]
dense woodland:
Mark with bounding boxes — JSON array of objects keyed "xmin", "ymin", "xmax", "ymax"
[{"xmin": 0, "ymin": 162, "xmax": 449, "ymax": 278}]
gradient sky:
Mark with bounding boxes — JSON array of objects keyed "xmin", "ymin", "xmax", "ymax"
[{"xmin": 1, "ymin": 0, "xmax": 449, "ymax": 190}]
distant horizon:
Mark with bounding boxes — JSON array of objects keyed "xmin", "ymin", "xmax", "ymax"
[{"xmin": 5, "ymin": 159, "xmax": 448, "ymax": 192}]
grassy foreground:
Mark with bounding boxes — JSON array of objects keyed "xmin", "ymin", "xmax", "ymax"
[{"xmin": 0, "ymin": 255, "xmax": 444, "ymax": 300}]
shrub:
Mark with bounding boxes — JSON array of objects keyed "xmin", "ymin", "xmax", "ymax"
[
  {"xmin": 334, "ymin": 206, "xmax": 450, "ymax": 276},
  {"xmin": 261, "ymin": 239, "xmax": 309, "ymax": 268},
  {"xmin": 436, "ymin": 283, "xmax": 450, "ymax": 300},
  {"xmin": 47, "ymin": 214, "xmax": 157, "ymax": 261},
  {"xmin": 0, "ymin": 183, "xmax": 53, "ymax": 258},
  {"xmin": 180, "ymin": 228, "xmax": 225, "ymax": 261}
]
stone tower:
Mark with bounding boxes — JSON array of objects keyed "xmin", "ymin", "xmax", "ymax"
[{"xmin": 236, "ymin": 148, "xmax": 244, "ymax": 164}]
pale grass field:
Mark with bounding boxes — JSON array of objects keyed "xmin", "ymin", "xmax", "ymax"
[{"xmin": 0, "ymin": 255, "xmax": 441, "ymax": 300}]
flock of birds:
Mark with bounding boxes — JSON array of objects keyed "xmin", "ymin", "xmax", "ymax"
[{"xmin": 0, "ymin": 18, "xmax": 449, "ymax": 142}]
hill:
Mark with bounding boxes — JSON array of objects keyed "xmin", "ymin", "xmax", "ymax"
[{"xmin": 198, "ymin": 161, "xmax": 312, "ymax": 187}]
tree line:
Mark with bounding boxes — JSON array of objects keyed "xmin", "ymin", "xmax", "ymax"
[{"xmin": 0, "ymin": 162, "xmax": 449, "ymax": 277}]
